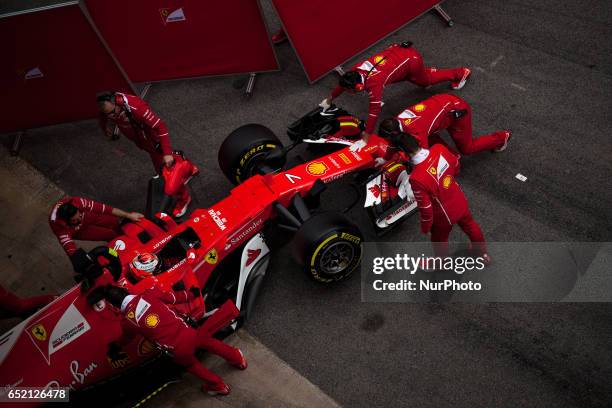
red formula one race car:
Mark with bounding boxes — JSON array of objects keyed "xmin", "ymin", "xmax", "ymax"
[
  {"xmin": 276, "ymin": 104, "xmax": 418, "ymax": 232},
  {"xmin": 0, "ymin": 112, "xmax": 414, "ymax": 405}
]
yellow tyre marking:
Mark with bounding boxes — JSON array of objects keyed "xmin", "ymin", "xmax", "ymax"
[{"xmin": 310, "ymin": 233, "xmax": 338, "ymax": 267}]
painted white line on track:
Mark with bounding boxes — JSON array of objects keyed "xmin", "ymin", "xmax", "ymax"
[
  {"xmin": 511, "ymin": 83, "xmax": 527, "ymax": 91},
  {"xmin": 490, "ymin": 55, "xmax": 504, "ymax": 68}
]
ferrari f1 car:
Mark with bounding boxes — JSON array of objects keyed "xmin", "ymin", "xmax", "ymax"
[
  {"xmin": 226, "ymin": 104, "xmax": 419, "ymax": 231},
  {"xmin": 0, "ymin": 106, "xmax": 417, "ymax": 403}
]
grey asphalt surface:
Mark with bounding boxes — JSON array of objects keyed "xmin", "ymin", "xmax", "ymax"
[{"xmin": 2, "ymin": 0, "xmax": 612, "ymax": 407}]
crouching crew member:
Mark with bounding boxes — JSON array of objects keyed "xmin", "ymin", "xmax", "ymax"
[
  {"xmin": 320, "ymin": 42, "xmax": 471, "ymax": 143},
  {"xmin": 97, "ymin": 91, "xmax": 198, "ymax": 217},
  {"xmin": 392, "ymin": 133, "xmax": 491, "ymax": 263},
  {"xmin": 379, "ymin": 94, "xmax": 511, "ymax": 156},
  {"xmin": 105, "ymin": 285, "xmax": 247, "ymax": 396},
  {"xmin": 49, "ymin": 196, "xmax": 143, "ymax": 258}
]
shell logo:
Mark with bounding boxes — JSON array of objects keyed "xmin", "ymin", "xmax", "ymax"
[
  {"xmin": 442, "ymin": 175, "xmax": 453, "ymax": 189},
  {"xmin": 306, "ymin": 161, "xmax": 329, "ymax": 176},
  {"xmin": 145, "ymin": 314, "xmax": 160, "ymax": 328},
  {"xmin": 373, "ymin": 55, "xmax": 386, "ymax": 65},
  {"xmin": 413, "ymin": 104, "xmax": 426, "ymax": 112}
]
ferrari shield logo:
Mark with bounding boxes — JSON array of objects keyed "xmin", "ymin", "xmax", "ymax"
[
  {"xmin": 205, "ymin": 249, "xmax": 218, "ymax": 265},
  {"xmin": 428, "ymin": 166, "xmax": 437, "ymax": 176},
  {"xmin": 31, "ymin": 324, "xmax": 47, "ymax": 341}
]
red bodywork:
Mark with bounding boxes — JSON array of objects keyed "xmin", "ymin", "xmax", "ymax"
[{"xmin": 0, "ymin": 139, "xmax": 389, "ymax": 403}]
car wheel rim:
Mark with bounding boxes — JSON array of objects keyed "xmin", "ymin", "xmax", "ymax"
[
  {"xmin": 244, "ymin": 151, "xmax": 271, "ymax": 179},
  {"xmin": 319, "ymin": 241, "xmax": 355, "ymax": 275}
]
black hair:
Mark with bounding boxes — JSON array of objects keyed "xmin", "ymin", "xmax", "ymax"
[
  {"xmin": 378, "ymin": 118, "xmax": 400, "ymax": 138},
  {"xmin": 395, "ymin": 133, "xmax": 421, "ymax": 155},
  {"xmin": 57, "ymin": 202, "xmax": 78, "ymax": 222},
  {"xmin": 339, "ymin": 71, "xmax": 362, "ymax": 89},
  {"xmin": 96, "ymin": 91, "xmax": 116, "ymax": 104},
  {"xmin": 104, "ymin": 285, "xmax": 130, "ymax": 308}
]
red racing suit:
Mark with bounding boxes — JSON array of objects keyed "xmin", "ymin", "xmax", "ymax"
[
  {"xmin": 395, "ymin": 94, "xmax": 505, "ymax": 154},
  {"xmin": 409, "ymin": 144, "xmax": 486, "ymax": 256},
  {"xmin": 99, "ymin": 93, "xmax": 172, "ymax": 172},
  {"xmin": 49, "ymin": 196, "xmax": 121, "ymax": 256},
  {"xmin": 0, "ymin": 285, "xmax": 54, "ymax": 317},
  {"xmin": 117, "ymin": 287, "xmax": 241, "ymax": 386},
  {"xmin": 331, "ymin": 44, "xmax": 464, "ymax": 134}
]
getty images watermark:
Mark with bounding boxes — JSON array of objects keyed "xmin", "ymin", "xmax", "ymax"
[
  {"xmin": 361, "ymin": 242, "xmax": 612, "ymax": 302},
  {"xmin": 372, "ymin": 253, "xmax": 485, "ymax": 292}
]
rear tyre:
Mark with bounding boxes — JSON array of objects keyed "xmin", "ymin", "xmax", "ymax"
[
  {"xmin": 293, "ymin": 213, "xmax": 363, "ymax": 283},
  {"xmin": 218, "ymin": 124, "xmax": 284, "ymax": 184}
]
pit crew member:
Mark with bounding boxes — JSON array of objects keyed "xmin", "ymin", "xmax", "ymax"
[
  {"xmin": 392, "ymin": 133, "xmax": 491, "ymax": 263},
  {"xmin": 105, "ymin": 284, "xmax": 246, "ymax": 396},
  {"xmin": 49, "ymin": 196, "xmax": 143, "ymax": 258},
  {"xmin": 379, "ymin": 93, "xmax": 511, "ymax": 155},
  {"xmin": 97, "ymin": 91, "xmax": 198, "ymax": 217},
  {"xmin": 320, "ymin": 42, "xmax": 471, "ymax": 146}
]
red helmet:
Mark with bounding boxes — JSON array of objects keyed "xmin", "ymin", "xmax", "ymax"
[{"xmin": 129, "ymin": 253, "xmax": 160, "ymax": 281}]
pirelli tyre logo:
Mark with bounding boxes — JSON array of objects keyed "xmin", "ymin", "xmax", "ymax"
[
  {"xmin": 341, "ymin": 233, "xmax": 361, "ymax": 244},
  {"xmin": 306, "ymin": 161, "xmax": 329, "ymax": 176},
  {"xmin": 239, "ymin": 144, "xmax": 277, "ymax": 167}
]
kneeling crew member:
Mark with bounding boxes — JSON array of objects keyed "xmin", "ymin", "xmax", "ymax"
[
  {"xmin": 379, "ymin": 94, "xmax": 511, "ymax": 156},
  {"xmin": 105, "ymin": 285, "xmax": 247, "ymax": 396},
  {"xmin": 320, "ymin": 42, "xmax": 471, "ymax": 143}
]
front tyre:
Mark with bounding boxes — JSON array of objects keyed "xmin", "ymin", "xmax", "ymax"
[
  {"xmin": 218, "ymin": 124, "xmax": 284, "ymax": 184},
  {"xmin": 293, "ymin": 213, "xmax": 363, "ymax": 283}
]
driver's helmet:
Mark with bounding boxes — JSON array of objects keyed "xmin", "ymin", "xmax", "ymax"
[{"xmin": 128, "ymin": 252, "xmax": 160, "ymax": 281}]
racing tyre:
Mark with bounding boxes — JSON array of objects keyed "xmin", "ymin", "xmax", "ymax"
[
  {"xmin": 218, "ymin": 124, "xmax": 285, "ymax": 184},
  {"xmin": 293, "ymin": 212, "xmax": 363, "ymax": 283}
]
